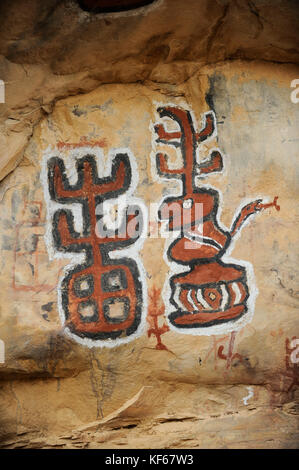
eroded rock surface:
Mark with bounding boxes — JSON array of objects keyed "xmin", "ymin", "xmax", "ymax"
[{"xmin": 0, "ymin": 0, "xmax": 298, "ymax": 449}]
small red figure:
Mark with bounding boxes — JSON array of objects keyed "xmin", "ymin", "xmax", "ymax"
[{"xmin": 147, "ymin": 286, "xmax": 170, "ymax": 350}]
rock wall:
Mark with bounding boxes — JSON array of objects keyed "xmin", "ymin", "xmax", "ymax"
[{"xmin": 0, "ymin": 0, "xmax": 298, "ymax": 448}]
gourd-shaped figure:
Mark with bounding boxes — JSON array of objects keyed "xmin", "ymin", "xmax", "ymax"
[{"xmin": 154, "ymin": 105, "xmax": 280, "ymax": 332}]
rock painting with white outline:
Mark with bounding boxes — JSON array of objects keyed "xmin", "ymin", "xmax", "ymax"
[
  {"xmin": 41, "ymin": 147, "xmax": 147, "ymax": 348},
  {"xmin": 153, "ymin": 104, "xmax": 280, "ymax": 334}
]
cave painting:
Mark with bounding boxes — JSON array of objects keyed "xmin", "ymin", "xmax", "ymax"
[
  {"xmin": 153, "ymin": 104, "xmax": 280, "ymax": 335},
  {"xmin": 42, "ymin": 147, "xmax": 147, "ymax": 347}
]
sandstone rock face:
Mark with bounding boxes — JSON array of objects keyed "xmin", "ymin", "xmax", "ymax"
[{"xmin": 0, "ymin": 0, "xmax": 298, "ymax": 449}]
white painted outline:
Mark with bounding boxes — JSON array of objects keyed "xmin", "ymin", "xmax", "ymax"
[
  {"xmin": 41, "ymin": 146, "xmax": 147, "ymax": 348},
  {"xmin": 242, "ymin": 386, "xmax": 254, "ymax": 405},
  {"xmin": 0, "ymin": 80, "xmax": 4, "ymax": 104},
  {"xmin": 290, "ymin": 79, "xmax": 299, "ymax": 104},
  {"xmin": 290, "ymin": 338, "xmax": 299, "ymax": 364},
  {"xmin": 150, "ymin": 101, "xmax": 267, "ymax": 336},
  {"xmin": 0, "ymin": 339, "xmax": 4, "ymax": 363}
]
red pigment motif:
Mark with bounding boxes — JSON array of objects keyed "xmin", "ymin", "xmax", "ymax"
[
  {"xmin": 217, "ymin": 331, "xmax": 244, "ymax": 369},
  {"xmin": 12, "ymin": 201, "xmax": 53, "ymax": 292},
  {"xmin": 147, "ymin": 286, "xmax": 170, "ymax": 350},
  {"xmin": 57, "ymin": 136, "xmax": 107, "ymax": 150},
  {"xmin": 47, "ymin": 153, "xmax": 144, "ymax": 342},
  {"xmin": 154, "ymin": 105, "xmax": 280, "ymax": 330}
]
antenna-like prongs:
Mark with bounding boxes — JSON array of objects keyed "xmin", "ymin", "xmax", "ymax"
[
  {"xmin": 196, "ymin": 112, "xmax": 215, "ymax": 143},
  {"xmin": 154, "ymin": 107, "xmax": 219, "ymax": 194}
]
